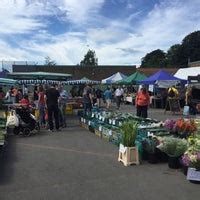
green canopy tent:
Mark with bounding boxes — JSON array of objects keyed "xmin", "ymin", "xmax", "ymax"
[
  {"xmin": 117, "ymin": 71, "xmax": 147, "ymax": 85},
  {"xmin": 0, "ymin": 78, "xmax": 17, "ymax": 86},
  {"xmin": 7, "ymin": 71, "xmax": 72, "ymax": 81}
]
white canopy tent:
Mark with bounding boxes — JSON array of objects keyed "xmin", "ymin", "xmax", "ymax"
[
  {"xmin": 101, "ymin": 72, "xmax": 127, "ymax": 84},
  {"xmin": 174, "ymin": 67, "xmax": 200, "ymax": 80}
]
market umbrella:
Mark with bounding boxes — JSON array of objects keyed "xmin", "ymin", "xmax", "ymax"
[
  {"xmin": 101, "ymin": 72, "xmax": 127, "ymax": 84},
  {"xmin": 117, "ymin": 71, "xmax": 147, "ymax": 85}
]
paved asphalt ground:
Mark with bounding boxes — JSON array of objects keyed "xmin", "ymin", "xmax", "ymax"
[{"xmin": 0, "ymin": 105, "xmax": 199, "ymax": 200}]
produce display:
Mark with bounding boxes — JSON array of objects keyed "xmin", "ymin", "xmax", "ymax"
[{"xmin": 80, "ymin": 110, "xmax": 200, "ymax": 183}]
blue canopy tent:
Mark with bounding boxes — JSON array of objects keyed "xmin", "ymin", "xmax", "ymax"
[
  {"xmin": 139, "ymin": 70, "xmax": 186, "ymax": 86},
  {"xmin": 138, "ymin": 70, "xmax": 186, "ymax": 108}
]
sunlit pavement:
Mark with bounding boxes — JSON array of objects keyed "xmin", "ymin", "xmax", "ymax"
[{"xmin": 0, "ymin": 105, "xmax": 199, "ymax": 200}]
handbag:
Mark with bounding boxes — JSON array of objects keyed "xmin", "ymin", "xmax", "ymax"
[
  {"xmin": 6, "ymin": 111, "xmax": 19, "ymax": 127},
  {"xmin": 183, "ymin": 105, "xmax": 189, "ymax": 116}
]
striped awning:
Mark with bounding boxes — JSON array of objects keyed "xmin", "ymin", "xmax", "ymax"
[
  {"xmin": 17, "ymin": 80, "xmax": 61, "ymax": 85},
  {"xmin": 61, "ymin": 79, "xmax": 100, "ymax": 85}
]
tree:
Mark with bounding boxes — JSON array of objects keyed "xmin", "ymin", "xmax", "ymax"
[
  {"xmin": 181, "ymin": 31, "xmax": 200, "ymax": 65},
  {"xmin": 166, "ymin": 44, "xmax": 183, "ymax": 67},
  {"xmin": 166, "ymin": 31, "xmax": 200, "ymax": 67},
  {"xmin": 80, "ymin": 50, "xmax": 98, "ymax": 66},
  {"xmin": 44, "ymin": 56, "xmax": 56, "ymax": 66},
  {"xmin": 141, "ymin": 49, "xmax": 167, "ymax": 68}
]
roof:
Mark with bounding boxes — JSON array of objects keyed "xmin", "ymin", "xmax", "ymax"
[
  {"xmin": 117, "ymin": 71, "xmax": 147, "ymax": 84},
  {"xmin": 140, "ymin": 70, "xmax": 185, "ymax": 84},
  {"xmin": 101, "ymin": 72, "xmax": 127, "ymax": 84},
  {"xmin": 8, "ymin": 71, "xmax": 72, "ymax": 80},
  {"xmin": 174, "ymin": 67, "xmax": 200, "ymax": 80}
]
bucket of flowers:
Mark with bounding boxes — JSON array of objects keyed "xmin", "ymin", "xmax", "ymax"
[
  {"xmin": 164, "ymin": 119, "xmax": 177, "ymax": 135},
  {"xmin": 174, "ymin": 118, "xmax": 197, "ymax": 138},
  {"xmin": 181, "ymin": 135, "xmax": 200, "ymax": 182}
]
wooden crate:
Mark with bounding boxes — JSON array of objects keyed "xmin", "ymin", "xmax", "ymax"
[
  {"xmin": 94, "ymin": 129, "xmax": 102, "ymax": 138},
  {"xmin": 118, "ymin": 146, "xmax": 139, "ymax": 166},
  {"xmin": 80, "ymin": 123, "xmax": 89, "ymax": 130},
  {"xmin": 102, "ymin": 133, "xmax": 110, "ymax": 142}
]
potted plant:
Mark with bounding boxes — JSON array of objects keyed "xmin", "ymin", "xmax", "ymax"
[
  {"xmin": 118, "ymin": 121, "xmax": 139, "ymax": 166},
  {"xmin": 157, "ymin": 137, "xmax": 188, "ymax": 169},
  {"xmin": 182, "ymin": 135, "xmax": 200, "ymax": 183},
  {"xmin": 142, "ymin": 136, "xmax": 159, "ymax": 164}
]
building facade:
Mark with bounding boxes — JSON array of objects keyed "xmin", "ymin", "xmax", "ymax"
[{"xmin": 12, "ymin": 65, "xmax": 136, "ymax": 80}]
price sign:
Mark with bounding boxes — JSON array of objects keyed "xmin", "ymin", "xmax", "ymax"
[
  {"xmin": 187, "ymin": 168, "xmax": 200, "ymax": 181},
  {"xmin": 99, "ymin": 126, "xmax": 102, "ymax": 132}
]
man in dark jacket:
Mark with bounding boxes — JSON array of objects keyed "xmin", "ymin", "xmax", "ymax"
[
  {"xmin": 45, "ymin": 84, "xmax": 60, "ymax": 132},
  {"xmin": 83, "ymin": 84, "xmax": 93, "ymax": 116}
]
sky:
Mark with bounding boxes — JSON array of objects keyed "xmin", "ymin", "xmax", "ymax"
[{"xmin": 0, "ymin": 0, "xmax": 200, "ymax": 70}]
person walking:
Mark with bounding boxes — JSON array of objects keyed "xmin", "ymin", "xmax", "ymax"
[
  {"xmin": 58, "ymin": 86, "xmax": 68, "ymax": 128},
  {"xmin": 104, "ymin": 87, "xmax": 112, "ymax": 109},
  {"xmin": 83, "ymin": 84, "xmax": 93, "ymax": 116},
  {"xmin": 33, "ymin": 85, "xmax": 39, "ymax": 108},
  {"xmin": 45, "ymin": 84, "xmax": 60, "ymax": 132},
  {"xmin": 95, "ymin": 88, "xmax": 102, "ymax": 108},
  {"xmin": 38, "ymin": 86, "xmax": 46, "ymax": 128},
  {"xmin": 135, "ymin": 87, "xmax": 150, "ymax": 118},
  {"xmin": 167, "ymin": 85, "xmax": 180, "ymax": 114},
  {"xmin": 114, "ymin": 86, "xmax": 124, "ymax": 110}
]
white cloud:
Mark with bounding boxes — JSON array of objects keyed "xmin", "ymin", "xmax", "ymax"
[
  {"xmin": 55, "ymin": 0, "xmax": 105, "ymax": 24},
  {"xmin": 0, "ymin": 0, "xmax": 200, "ymax": 69},
  {"xmin": 0, "ymin": 0, "xmax": 52, "ymax": 34}
]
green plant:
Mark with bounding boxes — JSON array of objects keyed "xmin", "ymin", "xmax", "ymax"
[
  {"xmin": 142, "ymin": 137, "xmax": 159, "ymax": 154},
  {"xmin": 120, "ymin": 121, "xmax": 138, "ymax": 147},
  {"xmin": 157, "ymin": 137, "xmax": 188, "ymax": 157}
]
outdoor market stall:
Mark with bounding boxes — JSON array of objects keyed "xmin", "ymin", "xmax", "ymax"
[
  {"xmin": 101, "ymin": 72, "xmax": 127, "ymax": 84},
  {"xmin": 117, "ymin": 71, "xmax": 147, "ymax": 103},
  {"xmin": 80, "ymin": 109, "xmax": 200, "ymax": 182},
  {"xmin": 0, "ymin": 78, "xmax": 16, "ymax": 148},
  {"xmin": 139, "ymin": 70, "xmax": 186, "ymax": 109},
  {"xmin": 62, "ymin": 77, "xmax": 101, "ymax": 110}
]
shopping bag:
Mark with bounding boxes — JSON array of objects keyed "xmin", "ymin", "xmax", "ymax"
[
  {"xmin": 183, "ymin": 105, "xmax": 189, "ymax": 116},
  {"xmin": 6, "ymin": 111, "xmax": 19, "ymax": 127}
]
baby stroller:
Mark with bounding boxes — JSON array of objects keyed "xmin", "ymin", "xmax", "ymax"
[{"xmin": 13, "ymin": 106, "xmax": 40, "ymax": 136}]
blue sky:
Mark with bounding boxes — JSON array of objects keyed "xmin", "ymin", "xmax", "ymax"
[{"xmin": 0, "ymin": 0, "xmax": 200, "ymax": 70}]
